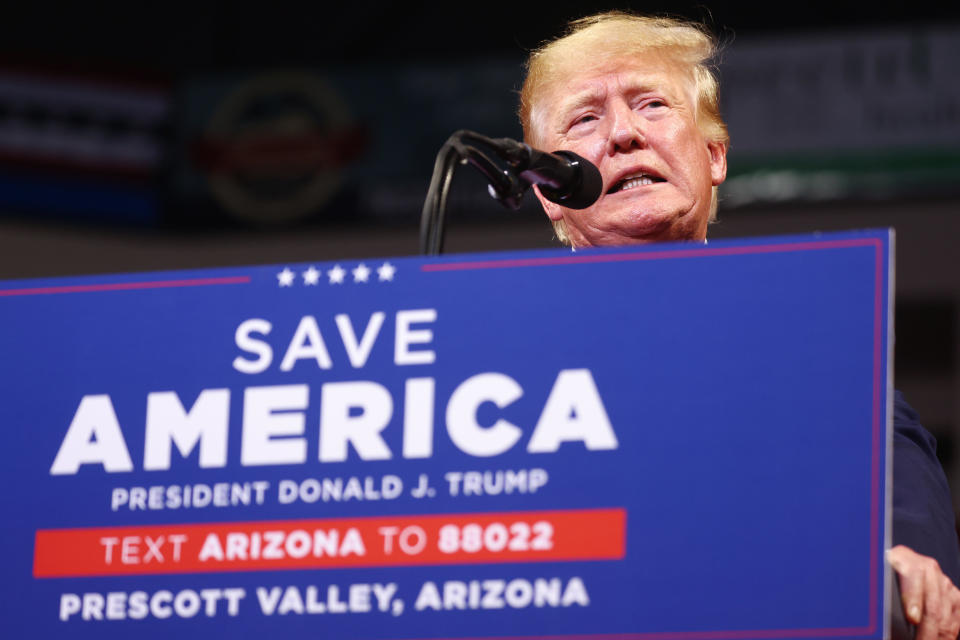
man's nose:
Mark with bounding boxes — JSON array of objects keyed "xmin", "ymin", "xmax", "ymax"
[{"xmin": 607, "ymin": 102, "xmax": 644, "ymax": 154}]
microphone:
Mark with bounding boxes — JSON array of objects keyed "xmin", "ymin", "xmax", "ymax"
[
  {"xmin": 421, "ymin": 130, "xmax": 601, "ymax": 254},
  {"xmin": 488, "ymin": 138, "xmax": 603, "ymax": 210}
]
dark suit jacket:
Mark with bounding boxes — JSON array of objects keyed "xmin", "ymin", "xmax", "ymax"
[{"xmin": 893, "ymin": 391, "xmax": 960, "ymax": 585}]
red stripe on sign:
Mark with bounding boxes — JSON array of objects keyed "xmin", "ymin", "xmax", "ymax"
[
  {"xmin": 0, "ymin": 276, "xmax": 250, "ymax": 297},
  {"xmin": 34, "ymin": 508, "xmax": 625, "ymax": 578}
]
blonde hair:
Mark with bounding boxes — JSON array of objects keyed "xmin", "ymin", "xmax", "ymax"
[{"xmin": 519, "ymin": 11, "xmax": 729, "ymax": 244}]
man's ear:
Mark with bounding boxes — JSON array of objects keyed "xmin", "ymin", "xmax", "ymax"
[
  {"xmin": 708, "ymin": 141, "xmax": 728, "ymax": 186},
  {"xmin": 533, "ymin": 185, "xmax": 566, "ymax": 222}
]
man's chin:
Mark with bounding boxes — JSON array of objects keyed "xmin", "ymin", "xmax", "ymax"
[
  {"xmin": 572, "ymin": 217, "xmax": 680, "ymax": 247},
  {"xmin": 564, "ymin": 202, "xmax": 710, "ymax": 246},
  {"xmin": 621, "ymin": 205, "xmax": 709, "ymax": 244}
]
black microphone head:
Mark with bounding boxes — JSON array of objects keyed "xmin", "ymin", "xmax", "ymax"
[{"xmin": 541, "ymin": 151, "xmax": 603, "ymax": 210}]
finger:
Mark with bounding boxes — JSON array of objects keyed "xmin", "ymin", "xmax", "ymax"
[
  {"xmin": 944, "ymin": 581, "xmax": 960, "ymax": 640},
  {"xmin": 892, "ymin": 553, "xmax": 925, "ymax": 625},
  {"xmin": 918, "ymin": 562, "xmax": 944, "ymax": 640}
]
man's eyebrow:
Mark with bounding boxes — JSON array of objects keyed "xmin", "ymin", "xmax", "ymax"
[
  {"xmin": 555, "ymin": 82, "xmax": 664, "ymax": 124},
  {"xmin": 557, "ymin": 88, "xmax": 606, "ymax": 121}
]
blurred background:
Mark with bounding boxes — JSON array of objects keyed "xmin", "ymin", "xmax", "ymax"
[{"xmin": 0, "ymin": 2, "xmax": 958, "ymax": 527}]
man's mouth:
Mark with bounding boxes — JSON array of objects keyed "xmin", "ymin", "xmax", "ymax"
[{"xmin": 607, "ymin": 172, "xmax": 666, "ymax": 194}]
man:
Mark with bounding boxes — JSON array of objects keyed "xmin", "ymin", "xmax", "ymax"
[{"xmin": 520, "ymin": 12, "xmax": 960, "ymax": 640}]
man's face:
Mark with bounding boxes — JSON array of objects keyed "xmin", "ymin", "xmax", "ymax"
[{"xmin": 532, "ymin": 54, "xmax": 727, "ymax": 246}]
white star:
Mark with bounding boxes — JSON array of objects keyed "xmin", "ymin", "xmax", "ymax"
[
  {"xmin": 302, "ymin": 266, "xmax": 320, "ymax": 285},
  {"xmin": 352, "ymin": 263, "xmax": 371, "ymax": 283},
  {"xmin": 377, "ymin": 262, "xmax": 396, "ymax": 281},
  {"xmin": 327, "ymin": 264, "xmax": 346, "ymax": 284},
  {"xmin": 277, "ymin": 267, "xmax": 295, "ymax": 287}
]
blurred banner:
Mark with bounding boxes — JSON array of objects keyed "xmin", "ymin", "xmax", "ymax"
[
  {"xmin": 171, "ymin": 62, "xmax": 526, "ymax": 227},
  {"xmin": 0, "ymin": 68, "xmax": 170, "ymax": 223},
  {"xmin": 719, "ymin": 27, "xmax": 960, "ymax": 205},
  {"xmin": 171, "ymin": 64, "xmax": 517, "ymax": 227}
]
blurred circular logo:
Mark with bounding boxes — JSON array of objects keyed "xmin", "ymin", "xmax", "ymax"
[{"xmin": 194, "ymin": 71, "xmax": 367, "ymax": 224}]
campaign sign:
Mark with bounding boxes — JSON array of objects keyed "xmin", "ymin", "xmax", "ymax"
[{"xmin": 0, "ymin": 230, "xmax": 891, "ymax": 640}]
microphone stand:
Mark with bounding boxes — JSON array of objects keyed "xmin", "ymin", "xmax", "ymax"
[{"xmin": 419, "ymin": 130, "xmax": 531, "ymax": 256}]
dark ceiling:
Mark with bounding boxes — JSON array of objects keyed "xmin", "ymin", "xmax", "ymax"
[{"xmin": 3, "ymin": 1, "xmax": 958, "ymax": 73}]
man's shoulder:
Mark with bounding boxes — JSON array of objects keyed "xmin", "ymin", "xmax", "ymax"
[{"xmin": 893, "ymin": 390, "xmax": 938, "ymax": 456}]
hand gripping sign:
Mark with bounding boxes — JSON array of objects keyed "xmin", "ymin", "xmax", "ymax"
[{"xmin": 0, "ymin": 230, "xmax": 892, "ymax": 640}]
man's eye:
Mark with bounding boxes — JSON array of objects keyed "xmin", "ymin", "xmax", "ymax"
[
  {"xmin": 573, "ymin": 114, "xmax": 596, "ymax": 126},
  {"xmin": 645, "ymin": 100, "xmax": 666, "ymax": 109}
]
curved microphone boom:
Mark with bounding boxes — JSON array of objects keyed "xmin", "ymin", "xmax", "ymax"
[{"xmin": 420, "ymin": 130, "xmax": 603, "ymax": 255}]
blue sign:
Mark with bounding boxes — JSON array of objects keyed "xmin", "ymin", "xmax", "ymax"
[{"xmin": 0, "ymin": 230, "xmax": 892, "ymax": 639}]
